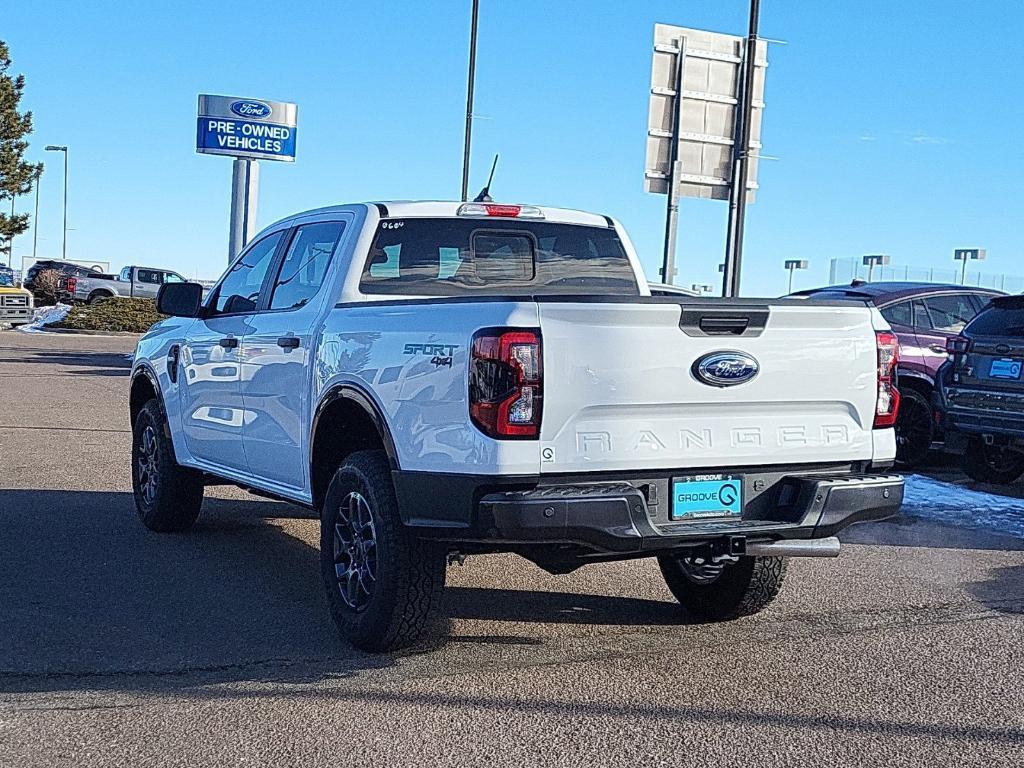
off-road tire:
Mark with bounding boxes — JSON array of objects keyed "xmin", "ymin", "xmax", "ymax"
[
  {"xmin": 131, "ymin": 398, "xmax": 204, "ymax": 532},
  {"xmin": 319, "ymin": 450, "xmax": 447, "ymax": 652},
  {"xmin": 658, "ymin": 554, "xmax": 788, "ymax": 621},
  {"xmin": 962, "ymin": 437, "xmax": 1024, "ymax": 485},
  {"xmin": 895, "ymin": 388, "xmax": 934, "ymax": 467},
  {"xmin": 89, "ymin": 291, "xmax": 112, "ymax": 304}
]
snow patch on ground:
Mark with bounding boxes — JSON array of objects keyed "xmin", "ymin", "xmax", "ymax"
[
  {"xmin": 17, "ymin": 303, "xmax": 71, "ymax": 333},
  {"xmin": 902, "ymin": 474, "xmax": 1024, "ymax": 539}
]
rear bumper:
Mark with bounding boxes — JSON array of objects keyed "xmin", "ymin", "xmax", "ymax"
[
  {"xmin": 936, "ymin": 382, "xmax": 1024, "ymax": 442},
  {"xmin": 393, "ymin": 467, "xmax": 904, "ymax": 557}
]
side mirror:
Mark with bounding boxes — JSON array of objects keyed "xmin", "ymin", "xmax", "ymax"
[{"xmin": 157, "ymin": 282, "xmax": 204, "ymax": 317}]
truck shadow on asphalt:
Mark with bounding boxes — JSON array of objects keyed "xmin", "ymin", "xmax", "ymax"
[
  {"xmin": 967, "ymin": 563, "xmax": 1024, "ymax": 615},
  {"xmin": 0, "ymin": 489, "xmax": 683, "ymax": 695},
  {"xmin": 0, "ymin": 348, "xmax": 131, "ymax": 377},
  {"xmin": 0, "ymin": 490, "xmax": 392, "ymax": 693}
]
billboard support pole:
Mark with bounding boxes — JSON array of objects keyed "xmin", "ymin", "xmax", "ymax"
[
  {"xmin": 722, "ymin": 0, "xmax": 761, "ymax": 297},
  {"xmin": 660, "ymin": 37, "xmax": 686, "ymax": 286},
  {"xmin": 228, "ymin": 157, "xmax": 259, "ymax": 263},
  {"xmin": 460, "ymin": 0, "xmax": 480, "ymax": 202}
]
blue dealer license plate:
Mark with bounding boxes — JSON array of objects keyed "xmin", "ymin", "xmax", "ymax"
[
  {"xmin": 671, "ymin": 475, "xmax": 743, "ymax": 521},
  {"xmin": 989, "ymin": 359, "xmax": 1023, "ymax": 380}
]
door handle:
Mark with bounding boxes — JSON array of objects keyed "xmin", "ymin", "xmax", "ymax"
[
  {"xmin": 218, "ymin": 337, "xmax": 239, "ymax": 349},
  {"xmin": 277, "ymin": 336, "xmax": 301, "ymax": 350},
  {"xmin": 929, "ymin": 344, "xmax": 947, "ymax": 354}
]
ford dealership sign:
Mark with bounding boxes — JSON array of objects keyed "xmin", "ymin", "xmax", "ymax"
[
  {"xmin": 229, "ymin": 100, "xmax": 272, "ymax": 119},
  {"xmin": 197, "ymin": 94, "xmax": 298, "ymax": 162}
]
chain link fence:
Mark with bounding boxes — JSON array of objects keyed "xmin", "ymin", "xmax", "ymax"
[{"xmin": 829, "ymin": 257, "xmax": 1024, "ymax": 293}]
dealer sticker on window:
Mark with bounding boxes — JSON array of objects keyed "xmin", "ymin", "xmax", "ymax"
[{"xmin": 671, "ymin": 475, "xmax": 743, "ymax": 521}]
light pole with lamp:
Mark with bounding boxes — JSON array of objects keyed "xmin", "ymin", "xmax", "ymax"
[
  {"xmin": 862, "ymin": 254, "xmax": 889, "ymax": 282},
  {"xmin": 784, "ymin": 259, "xmax": 808, "ymax": 293},
  {"xmin": 44, "ymin": 145, "xmax": 68, "ymax": 260},
  {"xmin": 953, "ymin": 248, "xmax": 985, "ymax": 285},
  {"xmin": 31, "ymin": 165, "xmax": 42, "ymax": 263}
]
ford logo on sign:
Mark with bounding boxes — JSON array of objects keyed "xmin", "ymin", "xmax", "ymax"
[
  {"xmin": 693, "ymin": 351, "xmax": 759, "ymax": 387},
  {"xmin": 230, "ymin": 100, "xmax": 272, "ymax": 119}
]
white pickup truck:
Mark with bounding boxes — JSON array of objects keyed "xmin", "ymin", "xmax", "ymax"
[{"xmin": 129, "ymin": 201, "xmax": 904, "ymax": 652}]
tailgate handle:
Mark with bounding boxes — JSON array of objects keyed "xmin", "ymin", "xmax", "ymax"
[
  {"xmin": 679, "ymin": 305, "xmax": 769, "ymax": 337},
  {"xmin": 699, "ymin": 316, "xmax": 750, "ymax": 335}
]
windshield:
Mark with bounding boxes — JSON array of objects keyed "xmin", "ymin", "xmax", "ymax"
[{"xmin": 359, "ymin": 218, "xmax": 640, "ymax": 296}]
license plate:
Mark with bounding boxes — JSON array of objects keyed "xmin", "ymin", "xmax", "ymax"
[
  {"xmin": 989, "ymin": 358, "xmax": 1023, "ymax": 380},
  {"xmin": 671, "ymin": 475, "xmax": 743, "ymax": 521}
]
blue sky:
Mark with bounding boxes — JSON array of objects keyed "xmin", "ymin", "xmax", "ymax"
[{"xmin": 6, "ymin": 0, "xmax": 1023, "ymax": 293}]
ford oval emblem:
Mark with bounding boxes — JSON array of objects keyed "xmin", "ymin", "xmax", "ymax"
[
  {"xmin": 693, "ymin": 351, "xmax": 760, "ymax": 387},
  {"xmin": 230, "ymin": 100, "xmax": 272, "ymax": 119}
]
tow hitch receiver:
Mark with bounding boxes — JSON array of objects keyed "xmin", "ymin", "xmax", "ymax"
[{"xmin": 688, "ymin": 536, "xmax": 747, "ymax": 563}]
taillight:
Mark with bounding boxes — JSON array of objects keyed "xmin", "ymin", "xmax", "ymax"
[
  {"xmin": 469, "ymin": 328, "xmax": 542, "ymax": 439},
  {"xmin": 874, "ymin": 330, "xmax": 900, "ymax": 428},
  {"xmin": 946, "ymin": 335, "xmax": 971, "ymax": 355},
  {"xmin": 65, "ymin": 277, "xmax": 77, "ymax": 293}
]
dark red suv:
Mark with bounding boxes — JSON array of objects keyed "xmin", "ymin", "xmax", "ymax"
[{"xmin": 790, "ymin": 281, "xmax": 1003, "ymax": 466}]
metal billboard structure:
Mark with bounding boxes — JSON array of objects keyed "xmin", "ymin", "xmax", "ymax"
[
  {"xmin": 197, "ymin": 95, "xmax": 298, "ymax": 262},
  {"xmin": 645, "ymin": 22, "xmax": 768, "ymax": 289}
]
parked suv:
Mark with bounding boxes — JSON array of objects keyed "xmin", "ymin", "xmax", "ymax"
[
  {"xmin": 790, "ymin": 282, "xmax": 1002, "ymax": 466},
  {"xmin": 23, "ymin": 260, "xmax": 102, "ymax": 301},
  {"xmin": 936, "ymin": 295, "xmax": 1024, "ymax": 484}
]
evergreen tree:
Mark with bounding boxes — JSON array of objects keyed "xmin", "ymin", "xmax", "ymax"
[{"xmin": 0, "ymin": 40, "xmax": 42, "ymax": 261}]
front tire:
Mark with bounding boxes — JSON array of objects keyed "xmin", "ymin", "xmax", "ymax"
[
  {"xmin": 319, "ymin": 450, "xmax": 447, "ymax": 652},
  {"xmin": 962, "ymin": 437, "xmax": 1024, "ymax": 485},
  {"xmin": 132, "ymin": 399, "xmax": 204, "ymax": 532},
  {"xmin": 658, "ymin": 554, "xmax": 787, "ymax": 621}
]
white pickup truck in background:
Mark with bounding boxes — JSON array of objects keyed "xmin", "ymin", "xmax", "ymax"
[
  {"xmin": 129, "ymin": 200, "xmax": 904, "ymax": 652},
  {"xmin": 66, "ymin": 264, "xmax": 187, "ymax": 303}
]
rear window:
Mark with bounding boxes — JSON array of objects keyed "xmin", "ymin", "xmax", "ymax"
[
  {"xmin": 359, "ymin": 219, "xmax": 639, "ymax": 296},
  {"xmin": 967, "ymin": 298, "xmax": 1024, "ymax": 337}
]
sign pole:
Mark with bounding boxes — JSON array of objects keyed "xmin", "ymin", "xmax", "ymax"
[
  {"xmin": 228, "ymin": 157, "xmax": 259, "ymax": 262},
  {"xmin": 660, "ymin": 37, "xmax": 686, "ymax": 286},
  {"xmin": 460, "ymin": 0, "xmax": 480, "ymax": 202},
  {"xmin": 721, "ymin": 0, "xmax": 761, "ymax": 297}
]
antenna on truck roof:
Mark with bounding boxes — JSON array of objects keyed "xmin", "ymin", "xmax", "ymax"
[{"xmin": 472, "ymin": 154, "xmax": 499, "ymax": 203}]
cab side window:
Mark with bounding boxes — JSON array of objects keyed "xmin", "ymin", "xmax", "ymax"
[
  {"xmin": 164, "ymin": 272, "xmax": 184, "ymax": 284},
  {"xmin": 137, "ymin": 269, "xmax": 162, "ymax": 285},
  {"xmin": 267, "ymin": 222, "xmax": 345, "ymax": 310},
  {"xmin": 119, "ymin": 267, "xmax": 132, "ymax": 282},
  {"xmin": 208, "ymin": 231, "xmax": 284, "ymax": 316}
]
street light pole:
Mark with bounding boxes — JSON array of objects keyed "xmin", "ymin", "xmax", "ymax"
[
  {"xmin": 31, "ymin": 166, "xmax": 42, "ymax": 263},
  {"xmin": 721, "ymin": 0, "xmax": 761, "ymax": 298},
  {"xmin": 863, "ymin": 254, "xmax": 889, "ymax": 282},
  {"xmin": 460, "ymin": 0, "xmax": 480, "ymax": 202},
  {"xmin": 784, "ymin": 259, "xmax": 808, "ymax": 293},
  {"xmin": 45, "ymin": 145, "xmax": 68, "ymax": 260},
  {"xmin": 953, "ymin": 248, "xmax": 986, "ymax": 285}
]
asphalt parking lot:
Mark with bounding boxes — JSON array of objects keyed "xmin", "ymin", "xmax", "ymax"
[{"xmin": 2, "ymin": 330, "xmax": 1023, "ymax": 767}]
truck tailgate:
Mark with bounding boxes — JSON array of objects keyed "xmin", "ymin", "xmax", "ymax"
[{"xmin": 538, "ymin": 300, "xmax": 879, "ymax": 473}]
